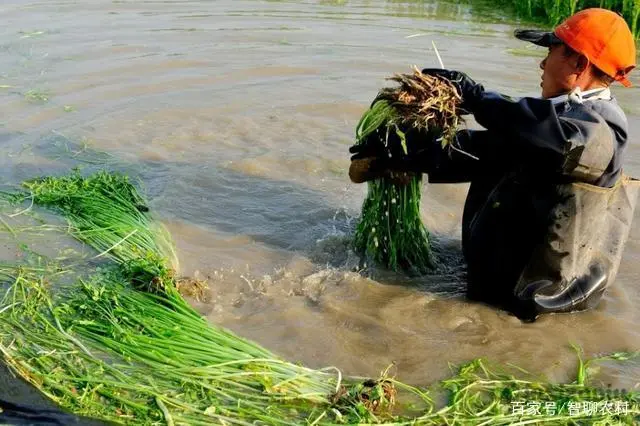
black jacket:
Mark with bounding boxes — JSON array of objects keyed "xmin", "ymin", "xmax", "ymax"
[{"xmin": 427, "ymin": 89, "xmax": 633, "ymax": 320}]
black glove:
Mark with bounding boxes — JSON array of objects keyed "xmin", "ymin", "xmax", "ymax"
[
  {"xmin": 349, "ymin": 124, "xmax": 411, "ymax": 160},
  {"xmin": 348, "ymin": 126, "xmax": 396, "ymax": 183},
  {"xmin": 348, "ymin": 125, "xmax": 438, "ymax": 184},
  {"xmin": 421, "ymin": 69, "xmax": 484, "ymax": 114},
  {"xmin": 349, "ymin": 128, "xmax": 388, "ymax": 160}
]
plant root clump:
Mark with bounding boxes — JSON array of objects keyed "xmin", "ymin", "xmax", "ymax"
[
  {"xmin": 176, "ymin": 276, "xmax": 209, "ymax": 301},
  {"xmin": 331, "ymin": 379, "xmax": 398, "ymax": 421},
  {"xmin": 377, "ymin": 66, "xmax": 461, "ymax": 146}
]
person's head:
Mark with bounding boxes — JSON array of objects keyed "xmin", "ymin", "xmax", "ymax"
[{"xmin": 515, "ymin": 8, "xmax": 636, "ymax": 98}]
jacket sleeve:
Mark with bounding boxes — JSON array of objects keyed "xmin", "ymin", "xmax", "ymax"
[
  {"xmin": 426, "ymin": 129, "xmax": 489, "ymax": 184},
  {"xmin": 472, "ymin": 92, "xmax": 615, "ymax": 183}
]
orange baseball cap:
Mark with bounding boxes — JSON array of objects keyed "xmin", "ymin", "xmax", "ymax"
[{"xmin": 515, "ymin": 8, "xmax": 636, "ymax": 87}]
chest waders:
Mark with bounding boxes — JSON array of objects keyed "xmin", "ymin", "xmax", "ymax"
[{"xmin": 515, "ymin": 176, "xmax": 640, "ymax": 315}]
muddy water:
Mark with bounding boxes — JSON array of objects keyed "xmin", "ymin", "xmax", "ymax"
[{"xmin": 1, "ymin": 0, "xmax": 640, "ymax": 399}]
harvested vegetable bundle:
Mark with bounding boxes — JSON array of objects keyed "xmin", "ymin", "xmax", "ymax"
[
  {"xmin": 0, "ymin": 171, "xmax": 414, "ymax": 425},
  {"xmin": 18, "ymin": 171, "xmax": 178, "ymax": 269},
  {"xmin": 352, "ymin": 67, "xmax": 461, "ymax": 273},
  {"xmin": 0, "ymin": 264, "xmax": 349, "ymax": 425}
]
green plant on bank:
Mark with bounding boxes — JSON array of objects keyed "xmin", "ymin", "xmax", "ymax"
[
  {"xmin": 353, "ymin": 68, "xmax": 461, "ymax": 274},
  {"xmin": 0, "ymin": 171, "xmax": 638, "ymax": 425},
  {"xmin": 482, "ymin": 0, "xmax": 640, "ymax": 39}
]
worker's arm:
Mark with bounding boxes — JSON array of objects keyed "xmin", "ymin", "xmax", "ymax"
[
  {"xmin": 426, "ymin": 129, "xmax": 488, "ymax": 183},
  {"xmin": 421, "ymin": 69, "xmax": 618, "ymax": 184},
  {"xmin": 348, "ymin": 124, "xmax": 489, "ymax": 184},
  {"xmin": 473, "ymin": 92, "xmax": 616, "ymax": 183}
]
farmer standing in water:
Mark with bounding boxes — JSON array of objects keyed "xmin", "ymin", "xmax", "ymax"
[{"xmin": 349, "ymin": 8, "xmax": 638, "ymax": 321}]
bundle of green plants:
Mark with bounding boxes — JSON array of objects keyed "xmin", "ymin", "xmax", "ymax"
[
  {"xmin": 9, "ymin": 170, "xmax": 178, "ymax": 268},
  {"xmin": 352, "ymin": 67, "xmax": 461, "ymax": 274},
  {"xmin": 0, "ymin": 262, "xmax": 413, "ymax": 425},
  {"xmin": 0, "ymin": 171, "xmax": 415, "ymax": 424}
]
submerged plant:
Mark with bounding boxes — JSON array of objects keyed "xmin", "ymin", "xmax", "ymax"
[
  {"xmin": 24, "ymin": 89, "xmax": 51, "ymax": 103},
  {"xmin": 353, "ymin": 67, "xmax": 461, "ymax": 274}
]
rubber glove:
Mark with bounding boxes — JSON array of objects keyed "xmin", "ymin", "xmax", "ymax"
[
  {"xmin": 348, "ymin": 126, "xmax": 397, "ymax": 183},
  {"xmin": 348, "ymin": 126, "xmax": 435, "ymax": 183},
  {"xmin": 420, "ymin": 69, "xmax": 485, "ymax": 114}
]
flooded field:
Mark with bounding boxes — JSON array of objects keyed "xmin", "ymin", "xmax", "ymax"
[{"xmin": 1, "ymin": 0, "xmax": 639, "ymax": 407}]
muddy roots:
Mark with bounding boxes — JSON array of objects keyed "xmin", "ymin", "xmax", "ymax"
[
  {"xmin": 377, "ymin": 66, "xmax": 461, "ymax": 146},
  {"xmin": 331, "ymin": 379, "xmax": 398, "ymax": 421}
]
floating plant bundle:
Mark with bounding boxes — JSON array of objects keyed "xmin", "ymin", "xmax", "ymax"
[
  {"xmin": 0, "ymin": 171, "xmax": 419, "ymax": 425},
  {"xmin": 17, "ymin": 171, "xmax": 179, "ymax": 268},
  {"xmin": 352, "ymin": 67, "xmax": 461, "ymax": 273}
]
